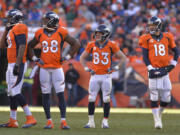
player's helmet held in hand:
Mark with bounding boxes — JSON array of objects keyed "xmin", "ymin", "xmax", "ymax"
[
  {"xmin": 94, "ymin": 24, "xmax": 111, "ymax": 42},
  {"xmin": 42, "ymin": 11, "xmax": 59, "ymax": 30},
  {"xmin": 147, "ymin": 16, "xmax": 162, "ymax": 35},
  {"xmin": 6, "ymin": 9, "xmax": 23, "ymax": 25}
]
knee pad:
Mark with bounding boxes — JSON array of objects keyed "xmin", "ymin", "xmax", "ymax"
[
  {"xmin": 160, "ymin": 101, "xmax": 169, "ymax": 107},
  {"xmin": 160, "ymin": 90, "xmax": 171, "ymax": 103},
  {"xmin": 151, "ymin": 101, "xmax": 158, "ymax": 108},
  {"xmin": 103, "ymin": 95, "xmax": 110, "ymax": 103},
  {"xmin": 89, "ymin": 95, "xmax": 96, "ymax": 102},
  {"xmin": 149, "ymin": 89, "xmax": 158, "ymax": 101}
]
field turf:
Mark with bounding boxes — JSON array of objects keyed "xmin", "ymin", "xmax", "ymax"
[{"xmin": 0, "ymin": 107, "xmax": 180, "ymax": 135}]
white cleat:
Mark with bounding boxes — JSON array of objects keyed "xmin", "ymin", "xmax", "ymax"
[
  {"xmin": 84, "ymin": 121, "xmax": 95, "ymax": 128},
  {"xmin": 101, "ymin": 119, "xmax": 109, "ymax": 129},
  {"xmin": 155, "ymin": 120, "xmax": 162, "ymax": 129}
]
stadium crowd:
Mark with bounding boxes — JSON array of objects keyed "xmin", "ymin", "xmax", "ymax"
[{"xmin": 0, "ymin": 0, "xmax": 180, "ymax": 61}]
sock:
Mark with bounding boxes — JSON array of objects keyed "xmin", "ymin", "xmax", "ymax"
[
  {"xmin": 61, "ymin": 118, "xmax": 66, "ymax": 122},
  {"xmin": 152, "ymin": 108, "xmax": 160, "ymax": 122},
  {"xmin": 42, "ymin": 94, "xmax": 51, "ymax": 119},
  {"xmin": 10, "ymin": 110, "xmax": 17, "ymax": 120},
  {"xmin": 88, "ymin": 115, "xmax": 94, "ymax": 122},
  {"xmin": 23, "ymin": 105, "xmax": 32, "ymax": 116},
  {"xmin": 103, "ymin": 102, "xmax": 110, "ymax": 118},
  {"xmin": 88, "ymin": 102, "xmax": 95, "ymax": 115},
  {"xmin": 57, "ymin": 92, "xmax": 66, "ymax": 119},
  {"xmin": 9, "ymin": 96, "xmax": 18, "ymax": 119}
]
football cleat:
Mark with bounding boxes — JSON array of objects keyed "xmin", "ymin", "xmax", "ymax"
[
  {"xmin": 22, "ymin": 115, "xmax": 37, "ymax": 128},
  {"xmin": 44, "ymin": 119, "xmax": 54, "ymax": 129},
  {"xmin": 0, "ymin": 118, "xmax": 18, "ymax": 128},
  {"xmin": 60, "ymin": 120, "xmax": 70, "ymax": 130},
  {"xmin": 155, "ymin": 120, "xmax": 162, "ymax": 129},
  {"xmin": 84, "ymin": 121, "xmax": 95, "ymax": 128},
  {"xmin": 101, "ymin": 119, "xmax": 109, "ymax": 129}
]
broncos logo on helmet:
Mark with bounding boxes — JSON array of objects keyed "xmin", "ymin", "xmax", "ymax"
[
  {"xmin": 42, "ymin": 11, "xmax": 59, "ymax": 31},
  {"xmin": 94, "ymin": 24, "xmax": 111, "ymax": 42},
  {"xmin": 147, "ymin": 16, "xmax": 162, "ymax": 35},
  {"xmin": 6, "ymin": 9, "xmax": 23, "ymax": 26}
]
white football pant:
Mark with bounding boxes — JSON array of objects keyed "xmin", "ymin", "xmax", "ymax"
[
  {"xmin": 6, "ymin": 63, "xmax": 27, "ymax": 96},
  {"xmin": 149, "ymin": 74, "xmax": 172, "ymax": 102},
  {"xmin": 88, "ymin": 74, "xmax": 112, "ymax": 103},
  {"xmin": 40, "ymin": 68, "xmax": 65, "ymax": 94}
]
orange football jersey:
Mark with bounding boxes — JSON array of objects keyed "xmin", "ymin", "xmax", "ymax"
[
  {"xmin": 7, "ymin": 23, "xmax": 28, "ymax": 63},
  {"xmin": 85, "ymin": 40, "xmax": 120, "ymax": 75},
  {"xmin": 35, "ymin": 27, "xmax": 68, "ymax": 68},
  {"xmin": 139, "ymin": 32, "xmax": 176, "ymax": 68}
]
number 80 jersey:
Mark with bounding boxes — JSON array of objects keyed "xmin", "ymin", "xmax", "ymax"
[
  {"xmin": 85, "ymin": 40, "xmax": 120, "ymax": 75},
  {"xmin": 35, "ymin": 27, "xmax": 68, "ymax": 68},
  {"xmin": 139, "ymin": 32, "xmax": 176, "ymax": 68}
]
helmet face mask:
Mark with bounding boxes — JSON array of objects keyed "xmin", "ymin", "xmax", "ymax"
[
  {"xmin": 6, "ymin": 9, "xmax": 23, "ymax": 26},
  {"xmin": 94, "ymin": 24, "xmax": 111, "ymax": 42},
  {"xmin": 42, "ymin": 12, "xmax": 59, "ymax": 31},
  {"xmin": 147, "ymin": 16, "xmax": 162, "ymax": 35}
]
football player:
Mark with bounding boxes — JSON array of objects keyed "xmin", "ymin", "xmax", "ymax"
[
  {"xmin": 28, "ymin": 11, "xmax": 80, "ymax": 129},
  {"xmin": 139, "ymin": 16, "xmax": 179, "ymax": 129},
  {"xmin": 80, "ymin": 24, "xmax": 126, "ymax": 128},
  {"xmin": 0, "ymin": 9, "xmax": 37, "ymax": 128}
]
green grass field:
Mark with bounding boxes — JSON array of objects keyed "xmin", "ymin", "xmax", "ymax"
[{"xmin": 0, "ymin": 107, "xmax": 180, "ymax": 135}]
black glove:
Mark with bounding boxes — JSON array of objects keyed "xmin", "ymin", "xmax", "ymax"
[
  {"xmin": 164, "ymin": 65, "xmax": 175, "ymax": 72},
  {"xmin": 149, "ymin": 68, "xmax": 167, "ymax": 79},
  {"xmin": 13, "ymin": 64, "xmax": 19, "ymax": 76}
]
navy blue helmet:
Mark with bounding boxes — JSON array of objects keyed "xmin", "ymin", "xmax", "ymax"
[
  {"xmin": 94, "ymin": 24, "xmax": 111, "ymax": 42},
  {"xmin": 6, "ymin": 9, "xmax": 23, "ymax": 25},
  {"xmin": 147, "ymin": 16, "xmax": 162, "ymax": 35},
  {"xmin": 42, "ymin": 11, "xmax": 59, "ymax": 30}
]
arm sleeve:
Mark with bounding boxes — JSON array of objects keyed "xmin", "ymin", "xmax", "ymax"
[
  {"xmin": 111, "ymin": 42, "xmax": 120, "ymax": 53},
  {"xmin": 168, "ymin": 33, "xmax": 176, "ymax": 48},
  {"xmin": 172, "ymin": 47, "xmax": 179, "ymax": 61},
  {"xmin": 35, "ymin": 29, "xmax": 42, "ymax": 41},
  {"xmin": 142, "ymin": 47, "xmax": 151, "ymax": 66},
  {"xmin": 60, "ymin": 27, "xmax": 68, "ymax": 40},
  {"xmin": 139, "ymin": 35, "xmax": 148, "ymax": 49},
  {"xmin": 85, "ymin": 43, "xmax": 92, "ymax": 54}
]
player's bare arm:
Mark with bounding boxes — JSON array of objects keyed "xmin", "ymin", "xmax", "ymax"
[
  {"xmin": 0, "ymin": 30, "xmax": 8, "ymax": 48},
  {"xmin": 27, "ymin": 37, "xmax": 44, "ymax": 65},
  {"xmin": 114, "ymin": 50, "xmax": 127, "ymax": 70},
  {"xmin": 64, "ymin": 34, "xmax": 80, "ymax": 58},
  {"xmin": 80, "ymin": 51, "xmax": 90, "ymax": 68},
  {"xmin": 27, "ymin": 37, "xmax": 39, "ymax": 60}
]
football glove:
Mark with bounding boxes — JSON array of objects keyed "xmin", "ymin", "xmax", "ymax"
[
  {"xmin": 149, "ymin": 68, "xmax": 167, "ymax": 79},
  {"xmin": 60, "ymin": 54, "xmax": 71, "ymax": 62},
  {"xmin": 164, "ymin": 65, "xmax": 175, "ymax": 72},
  {"xmin": 107, "ymin": 65, "xmax": 119, "ymax": 73},
  {"xmin": 13, "ymin": 64, "xmax": 19, "ymax": 76},
  {"xmin": 32, "ymin": 56, "xmax": 44, "ymax": 65},
  {"xmin": 84, "ymin": 67, "xmax": 95, "ymax": 75}
]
